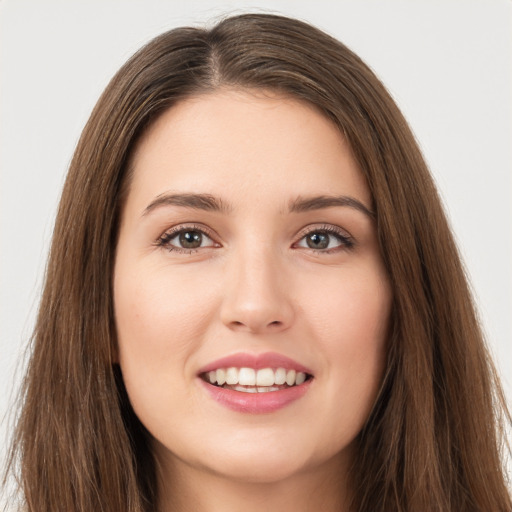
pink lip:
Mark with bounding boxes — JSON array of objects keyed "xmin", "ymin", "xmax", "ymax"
[
  {"xmin": 199, "ymin": 377, "xmax": 313, "ymax": 414},
  {"xmin": 198, "ymin": 352, "xmax": 313, "ymax": 374},
  {"xmin": 197, "ymin": 352, "xmax": 314, "ymax": 414}
]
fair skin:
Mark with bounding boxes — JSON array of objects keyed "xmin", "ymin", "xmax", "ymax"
[{"xmin": 114, "ymin": 89, "xmax": 392, "ymax": 512}]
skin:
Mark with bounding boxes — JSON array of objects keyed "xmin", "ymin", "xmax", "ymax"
[{"xmin": 114, "ymin": 89, "xmax": 392, "ymax": 512}]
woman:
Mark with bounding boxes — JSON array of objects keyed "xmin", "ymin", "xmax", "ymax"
[{"xmin": 5, "ymin": 13, "xmax": 511, "ymax": 512}]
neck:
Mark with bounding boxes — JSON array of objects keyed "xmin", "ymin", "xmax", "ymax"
[{"xmin": 155, "ymin": 452, "xmax": 352, "ymax": 512}]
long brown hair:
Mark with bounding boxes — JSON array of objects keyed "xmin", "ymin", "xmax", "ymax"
[{"xmin": 5, "ymin": 13, "xmax": 511, "ymax": 512}]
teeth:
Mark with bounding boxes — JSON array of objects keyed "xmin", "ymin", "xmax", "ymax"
[
  {"xmin": 275, "ymin": 367, "xmax": 286, "ymax": 385},
  {"xmin": 205, "ymin": 366, "xmax": 310, "ymax": 388},
  {"xmin": 238, "ymin": 367, "xmax": 256, "ymax": 386},
  {"xmin": 216, "ymin": 368, "xmax": 226, "ymax": 385},
  {"xmin": 256, "ymin": 368, "xmax": 275, "ymax": 386},
  {"xmin": 233, "ymin": 385, "xmax": 257, "ymax": 393},
  {"xmin": 285, "ymin": 369, "xmax": 296, "ymax": 386},
  {"xmin": 228, "ymin": 385, "xmax": 281, "ymax": 393},
  {"xmin": 225, "ymin": 367, "xmax": 239, "ymax": 385},
  {"xmin": 295, "ymin": 372, "xmax": 306, "ymax": 385}
]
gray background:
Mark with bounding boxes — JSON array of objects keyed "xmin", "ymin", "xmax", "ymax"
[{"xmin": 1, "ymin": 0, "xmax": 511, "ymax": 499}]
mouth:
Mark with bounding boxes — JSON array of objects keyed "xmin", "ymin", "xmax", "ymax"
[
  {"xmin": 200, "ymin": 366, "xmax": 313, "ymax": 393},
  {"xmin": 197, "ymin": 353, "xmax": 314, "ymax": 413}
]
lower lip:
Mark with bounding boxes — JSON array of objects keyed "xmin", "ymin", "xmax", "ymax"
[{"xmin": 199, "ymin": 378, "xmax": 313, "ymax": 414}]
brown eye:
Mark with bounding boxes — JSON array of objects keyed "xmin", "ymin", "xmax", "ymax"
[
  {"xmin": 157, "ymin": 227, "xmax": 217, "ymax": 252},
  {"xmin": 305, "ymin": 232, "xmax": 329, "ymax": 249},
  {"xmin": 295, "ymin": 227, "xmax": 354, "ymax": 252},
  {"xmin": 179, "ymin": 231, "xmax": 203, "ymax": 249}
]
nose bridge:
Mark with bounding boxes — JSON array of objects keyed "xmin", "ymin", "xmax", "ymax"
[{"xmin": 220, "ymin": 239, "xmax": 293, "ymax": 333}]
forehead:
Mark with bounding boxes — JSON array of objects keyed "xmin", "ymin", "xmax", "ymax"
[{"xmin": 126, "ymin": 89, "xmax": 371, "ymax": 213}]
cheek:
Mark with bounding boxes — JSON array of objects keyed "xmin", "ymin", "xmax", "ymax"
[
  {"xmin": 114, "ymin": 262, "xmax": 217, "ymax": 363},
  {"xmin": 304, "ymin": 267, "xmax": 391, "ymax": 428},
  {"xmin": 306, "ymin": 266, "xmax": 390, "ymax": 350},
  {"xmin": 113, "ymin": 261, "xmax": 219, "ymax": 433}
]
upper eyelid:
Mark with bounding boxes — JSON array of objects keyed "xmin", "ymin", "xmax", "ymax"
[
  {"xmin": 158, "ymin": 223, "xmax": 217, "ymax": 241},
  {"xmin": 295, "ymin": 223, "xmax": 352, "ymax": 240}
]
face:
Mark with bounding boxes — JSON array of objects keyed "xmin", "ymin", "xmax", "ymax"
[{"xmin": 114, "ymin": 90, "xmax": 391, "ymax": 485}]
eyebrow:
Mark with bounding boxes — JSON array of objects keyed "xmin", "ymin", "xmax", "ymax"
[
  {"xmin": 142, "ymin": 192, "xmax": 232, "ymax": 216},
  {"xmin": 288, "ymin": 195, "xmax": 374, "ymax": 218},
  {"xmin": 142, "ymin": 192, "xmax": 374, "ymax": 219}
]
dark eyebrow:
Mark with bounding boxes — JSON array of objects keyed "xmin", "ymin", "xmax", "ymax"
[
  {"xmin": 288, "ymin": 195, "xmax": 374, "ymax": 218},
  {"xmin": 142, "ymin": 192, "xmax": 232, "ymax": 216}
]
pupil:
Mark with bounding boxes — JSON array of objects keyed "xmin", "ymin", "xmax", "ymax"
[
  {"xmin": 307, "ymin": 232, "xmax": 329, "ymax": 249},
  {"xmin": 179, "ymin": 231, "xmax": 202, "ymax": 249}
]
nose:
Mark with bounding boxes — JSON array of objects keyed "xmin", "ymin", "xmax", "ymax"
[{"xmin": 220, "ymin": 247, "xmax": 295, "ymax": 334}]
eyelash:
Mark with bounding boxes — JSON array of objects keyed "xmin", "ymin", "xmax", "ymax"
[
  {"xmin": 155, "ymin": 224, "xmax": 218, "ymax": 254},
  {"xmin": 155, "ymin": 224, "xmax": 355, "ymax": 254},
  {"xmin": 295, "ymin": 224, "xmax": 355, "ymax": 253}
]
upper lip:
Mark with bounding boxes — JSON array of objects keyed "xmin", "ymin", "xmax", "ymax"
[{"xmin": 198, "ymin": 352, "xmax": 313, "ymax": 376}]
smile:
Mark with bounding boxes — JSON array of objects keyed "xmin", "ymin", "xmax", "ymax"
[
  {"xmin": 201, "ymin": 367, "xmax": 310, "ymax": 393},
  {"xmin": 198, "ymin": 353, "xmax": 314, "ymax": 413}
]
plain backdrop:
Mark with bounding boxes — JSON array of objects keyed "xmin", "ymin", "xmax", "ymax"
[{"xmin": 1, "ymin": 0, "xmax": 511, "ymax": 492}]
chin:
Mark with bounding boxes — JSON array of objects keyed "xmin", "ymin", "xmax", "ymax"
[
  {"xmin": 191, "ymin": 432, "xmax": 346, "ymax": 486},
  {"xmin": 154, "ymin": 431, "xmax": 314, "ymax": 485},
  {"xmin": 200, "ymin": 452, "xmax": 311, "ymax": 485}
]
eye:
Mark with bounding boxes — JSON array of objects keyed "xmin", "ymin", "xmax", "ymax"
[
  {"xmin": 156, "ymin": 225, "xmax": 218, "ymax": 253},
  {"xmin": 295, "ymin": 226, "xmax": 354, "ymax": 252}
]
